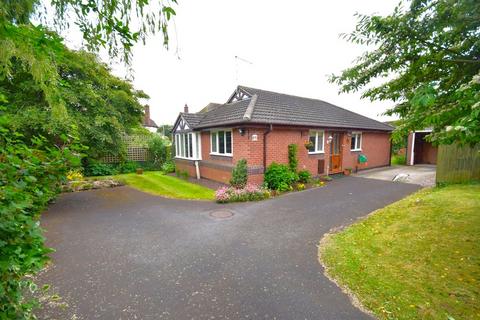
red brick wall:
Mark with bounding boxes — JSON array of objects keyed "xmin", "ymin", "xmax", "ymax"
[
  {"xmin": 264, "ymin": 128, "xmax": 328, "ymax": 175},
  {"xmin": 197, "ymin": 128, "xmax": 266, "ymax": 183},
  {"xmin": 341, "ymin": 131, "xmax": 391, "ymax": 171},
  {"xmin": 175, "ymin": 159, "xmax": 196, "ymax": 176},
  {"xmin": 176, "ymin": 127, "xmax": 391, "ymax": 183},
  {"xmin": 264, "ymin": 128, "xmax": 391, "ymax": 174}
]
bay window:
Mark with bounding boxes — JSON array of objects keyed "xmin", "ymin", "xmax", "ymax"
[
  {"xmin": 175, "ymin": 132, "xmax": 201, "ymax": 159},
  {"xmin": 351, "ymin": 132, "xmax": 362, "ymax": 151},
  {"xmin": 211, "ymin": 130, "xmax": 232, "ymax": 156},
  {"xmin": 308, "ymin": 130, "xmax": 324, "ymax": 154}
]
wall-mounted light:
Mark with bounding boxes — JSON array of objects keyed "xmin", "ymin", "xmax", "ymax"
[
  {"xmin": 238, "ymin": 128, "xmax": 246, "ymax": 136},
  {"xmin": 327, "ymin": 135, "xmax": 333, "ymax": 144}
]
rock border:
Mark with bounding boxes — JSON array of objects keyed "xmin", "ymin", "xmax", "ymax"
[{"xmin": 62, "ymin": 179, "xmax": 124, "ymax": 193}]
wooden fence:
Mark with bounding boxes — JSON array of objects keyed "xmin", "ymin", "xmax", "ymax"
[
  {"xmin": 103, "ymin": 135, "xmax": 151, "ymax": 163},
  {"xmin": 436, "ymin": 143, "xmax": 480, "ymax": 184}
]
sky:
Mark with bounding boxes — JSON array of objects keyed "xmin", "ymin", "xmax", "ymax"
[{"xmin": 67, "ymin": 0, "xmax": 401, "ymax": 126}]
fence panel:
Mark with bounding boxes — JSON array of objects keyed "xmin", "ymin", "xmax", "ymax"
[
  {"xmin": 102, "ymin": 134, "xmax": 152, "ymax": 163},
  {"xmin": 436, "ymin": 143, "xmax": 480, "ymax": 183}
]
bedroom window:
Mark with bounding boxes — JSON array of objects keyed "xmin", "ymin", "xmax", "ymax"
[
  {"xmin": 308, "ymin": 130, "xmax": 324, "ymax": 154},
  {"xmin": 175, "ymin": 133, "xmax": 200, "ymax": 159},
  {"xmin": 351, "ymin": 132, "xmax": 362, "ymax": 151},
  {"xmin": 210, "ymin": 130, "xmax": 233, "ymax": 156}
]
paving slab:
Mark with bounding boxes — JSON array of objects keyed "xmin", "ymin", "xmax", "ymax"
[{"xmin": 36, "ymin": 177, "xmax": 420, "ymax": 319}]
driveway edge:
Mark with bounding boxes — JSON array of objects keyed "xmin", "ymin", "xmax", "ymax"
[{"xmin": 317, "ymin": 224, "xmax": 376, "ymax": 319}]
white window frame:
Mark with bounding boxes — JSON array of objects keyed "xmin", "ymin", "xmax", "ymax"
[
  {"xmin": 175, "ymin": 132, "xmax": 201, "ymax": 160},
  {"xmin": 351, "ymin": 132, "xmax": 362, "ymax": 151},
  {"xmin": 308, "ymin": 130, "xmax": 325, "ymax": 154},
  {"xmin": 210, "ymin": 129, "xmax": 233, "ymax": 156}
]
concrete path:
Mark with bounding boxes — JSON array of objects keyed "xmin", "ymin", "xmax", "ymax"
[
  {"xmin": 353, "ymin": 164, "xmax": 436, "ymax": 187},
  {"xmin": 37, "ymin": 177, "xmax": 420, "ymax": 319}
]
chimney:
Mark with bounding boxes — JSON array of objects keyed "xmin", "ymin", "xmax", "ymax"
[
  {"xmin": 143, "ymin": 105, "xmax": 150, "ymax": 125},
  {"xmin": 184, "ymin": 104, "xmax": 189, "ymax": 113},
  {"xmin": 144, "ymin": 105, "xmax": 151, "ymax": 117}
]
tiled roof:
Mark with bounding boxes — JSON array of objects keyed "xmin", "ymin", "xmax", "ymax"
[
  {"xmin": 181, "ymin": 86, "xmax": 393, "ymax": 131},
  {"xmin": 181, "ymin": 112, "xmax": 204, "ymax": 127},
  {"xmin": 143, "ymin": 118, "xmax": 158, "ymax": 128}
]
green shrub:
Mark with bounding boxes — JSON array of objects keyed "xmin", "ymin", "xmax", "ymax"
[
  {"xmin": 288, "ymin": 144, "xmax": 298, "ymax": 172},
  {"xmin": 391, "ymin": 154, "xmax": 406, "ymax": 165},
  {"xmin": 0, "ymin": 119, "xmax": 80, "ymax": 318},
  {"xmin": 84, "ymin": 162, "xmax": 118, "ymax": 176},
  {"xmin": 118, "ymin": 161, "xmax": 137, "ymax": 173},
  {"xmin": 230, "ymin": 159, "xmax": 248, "ymax": 188},
  {"xmin": 161, "ymin": 161, "xmax": 175, "ymax": 173},
  {"xmin": 264, "ymin": 162, "xmax": 297, "ymax": 191},
  {"xmin": 148, "ymin": 135, "xmax": 168, "ymax": 167},
  {"xmin": 298, "ymin": 170, "xmax": 312, "ymax": 183}
]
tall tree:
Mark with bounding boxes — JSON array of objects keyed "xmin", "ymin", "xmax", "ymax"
[
  {"xmin": 1, "ymin": 42, "xmax": 148, "ymax": 159},
  {"xmin": 0, "ymin": 0, "xmax": 176, "ymax": 137},
  {"xmin": 330, "ymin": 0, "xmax": 480, "ymax": 145},
  {"xmin": 0, "ymin": 1, "xmax": 177, "ymax": 317}
]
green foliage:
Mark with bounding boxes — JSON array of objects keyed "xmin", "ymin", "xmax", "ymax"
[
  {"xmin": 288, "ymin": 144, "xmax": 298, "ymax": 172},
  {"xmin": 161, "ymin": 161, "xmax": 175, "ymax": 174},
  {"xmin": 84, "ymin": 162, "xmax": 118, "ymax": 177},
  {"xmin": 264, "ymin": 162, "xmax": 297, "ymax": 191},
  {"xmin": 230, "ymin": 159, "xmax": 248, "ymax": 188},
  {"xmin": 1, "ymin": 37, "xmax": 147, "ymax": 160},
  {"xmin": 0, "ymin": 112, "xmax": 80, "ymax": 319},
  {"xmin": 391, "ymin": 154, "xmax": 406, "ymax": 165},
  {"xmin": 148, "ymin": 135, "xmax": 169, "ymax": 168},
  {"xmin": 330, "ymin": 0, "xmax": 480, "ymax": 146},
  {"xmin": 67, "ymin": 169, "xmax": 84, "ymax": 181},
  {"xmin": 1, "ymin": 0, "xmax": 176, "ymax": 65},
  {"xmin": 298, "ymin": 170, "xmax": 312, "ymax": 183},
  {"xmin": 0, "ymin": 0, "xmax": 177, "ymax": 317},
  {"xmin": 157, "ymin": 124, "xmax": 173, "ymax": 137},
  {"xmin": 118, "ymin": 161, "xmax": 138, "ymax": 174}
]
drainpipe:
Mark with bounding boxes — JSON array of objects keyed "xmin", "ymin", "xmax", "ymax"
[
  {"xmin": 263, "ymin": 124, "xmax": 273, "ymax": 172},
  {"xmin": 194, "ymin": 160, "xmax": 200, "ymax": 180},
  {"xmin": 410, "ymin": 132, "xmax": 416, "ymax": 166}
]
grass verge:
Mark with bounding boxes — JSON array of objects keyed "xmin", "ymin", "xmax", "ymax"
[
  {"xmin": 91, "ymin": 171, "xmax": 214, "ymax": 200},
  {"xmin": 319, "ymin": 184, "xmax": 480, "ymax": 320}
]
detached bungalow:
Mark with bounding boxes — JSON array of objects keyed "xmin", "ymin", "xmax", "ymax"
[{"xmin": 172, "ymin": 86, "xmax": 393, "ymax": 184}]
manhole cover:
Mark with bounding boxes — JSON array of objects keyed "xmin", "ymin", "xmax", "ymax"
[{"xmin": 209, "ymin": 210, "xmax": 234, "ymax": 220}]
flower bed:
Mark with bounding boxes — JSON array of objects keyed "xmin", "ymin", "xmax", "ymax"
[{"xmin": 215, "ymin": 184, "xmax": 271, "ymax": 203}]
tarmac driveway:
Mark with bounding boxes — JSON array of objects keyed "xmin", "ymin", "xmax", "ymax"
[
  {"xmin": 353, "ymin": 164, "xmax": 436, "ymax": 187},
  {"xmin": 37, "ymin": 176, "xmax": 420, "ymax": 319}
]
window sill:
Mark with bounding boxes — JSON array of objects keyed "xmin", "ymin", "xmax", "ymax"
[
  {"xmin": 308, "ymin": 151, "xmax": 325, "ymax": 155},
  {"xmin": 350, "ymin": 149, "xmax": 362, "ymax": 152},
  {"xmin": 210, "ymin": 153, "xmax": 233, "ymax": 157},
  {"xmin": 175, "ymin": 157, "xmax": 201, "ymax": 161}
]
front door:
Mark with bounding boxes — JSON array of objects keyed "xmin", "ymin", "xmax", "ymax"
[{"xmin": 329, "ymin": 133, "xmax": 342, "ymax": 174}]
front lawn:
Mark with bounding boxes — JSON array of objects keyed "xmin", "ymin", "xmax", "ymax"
[
  {"xmin": 319, "ymin": 184, "xmax": 480, "ymax": 320},
  {"xmin": 99, "ymin": 171, "xmax": 214, "ymax": 200}
]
